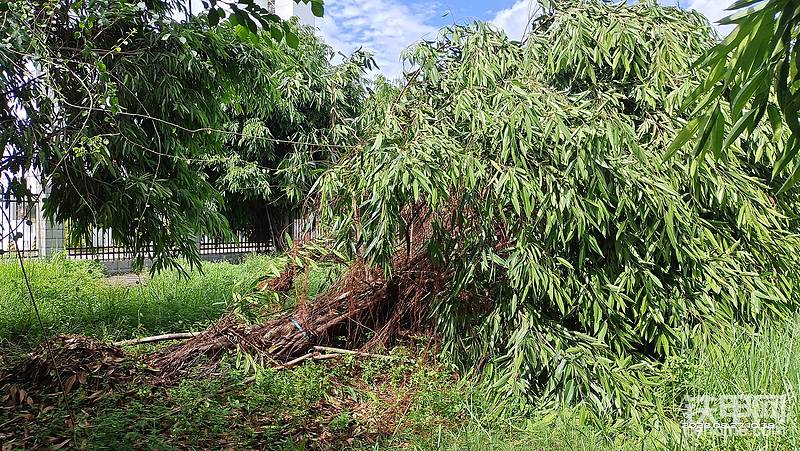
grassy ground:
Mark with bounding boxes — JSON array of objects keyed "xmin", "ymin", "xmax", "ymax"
[
  {"xmin": 0, "ymin": 253, "xmax": 295, "ymax": 345},
  {"xmin": 1, "ymin": 256, "xmax": 799, "ymax": 449}
]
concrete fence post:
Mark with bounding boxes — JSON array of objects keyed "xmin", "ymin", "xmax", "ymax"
[
  {"xmin": 37, "ymin": 187, "xmax": 65, "ymax": 258},
  {"xmin": 40, "ymin": 218, "xmax": 65, "ymax": 258}
]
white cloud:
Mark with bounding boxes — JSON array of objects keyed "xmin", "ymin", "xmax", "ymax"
[
  {"xmin": 491, "ymin": 0, "xmax": 539, "ymax": 41},
  {"xmin": 317, "ymin": 0, "xmax": 438, "ymax": 79},
  {"xmin": 314, "ymin": 0, "xmax": 734, "ymax": 79},
  {"xmin": 677, "ymin": 0, "xmax": 735, "ymax": 35}
]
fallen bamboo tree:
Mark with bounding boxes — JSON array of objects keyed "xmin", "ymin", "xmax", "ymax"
[
  {"xmin": 152, "ymin": 246, "xmax": 445, "ymax": 375},
  {"xmin": 14, "ymin": 1, "xmax": 800, "ymax": 417}
]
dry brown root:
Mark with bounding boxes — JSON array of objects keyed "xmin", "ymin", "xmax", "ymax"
[
  {"xmin": 152, "ymin": 202, "xmax": 454, "ymax": 376},
  {"xmin": 152, "ymin": 250, "xmax": 446, "ymax": 376},
  {"xmin": 256, "ymin": 266, "xmax": 295, "ymax": 293}
]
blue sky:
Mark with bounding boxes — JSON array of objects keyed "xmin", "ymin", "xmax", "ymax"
[{"xmin": 316, "ymin": 0, "xmax": 733, "ymax": 77}]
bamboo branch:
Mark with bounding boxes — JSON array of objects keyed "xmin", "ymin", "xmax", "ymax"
[
  {"xmin": 277, "ymin": 348, "xmax": 393, "ymax": 370},
  {"xmin": 311, "ymin": 353, "xmax": 341, "ymax": 361},
  {"xmin": 311, "ymin": 346, "xmax": 395, "ymax": 360},
  {"xmin": 278, "ymin": 352, "xmax": 315, "ymax": 369},
  {"xmin": 113, "ymin": 332, "xmax": 196, "ymax": 346}
]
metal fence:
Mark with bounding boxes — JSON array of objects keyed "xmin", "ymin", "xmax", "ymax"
[
  {"xmin": 2, "ymin": 194, "xmax": 312, "ymax": 264},
  {"xmin": 291, "ymin": 212, "xmax": 319, "ymax": 243},
  {"xmin": 199, "ymin": 233, "xmax": 273, "ymax": 255},
  {"xmin": 65, "ymin": 229, "xmax": 275, "ymax": 261},
  {"xmin": 65, "ymin": 227, "xmax": 137, "ymax": 260}
]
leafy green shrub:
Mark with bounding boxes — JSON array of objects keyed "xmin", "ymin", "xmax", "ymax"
[
  {"xmin": 316, "ymin": 0, "xmax": 800, "ymax": 411},
  {"xmin": 329, "ymin": 410, "xmax": 353, "ymax": 432}
]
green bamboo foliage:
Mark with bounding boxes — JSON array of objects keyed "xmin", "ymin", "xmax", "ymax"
[
  {"xmin": 316, "ymin": 1, "xmax": 800, "ymax": 411},
  {"xmin": 675, "ymin": 0, "xmax": 800, "ymax": 192}
]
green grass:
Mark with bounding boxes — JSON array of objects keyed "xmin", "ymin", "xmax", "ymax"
[
  {"xmin": 0, "ymin": 253, "xmax": 289, "ymax": 344},
  {"xmin": 395, "ymin": 322, "xmax": 800, "ymax": 451},
  {"xmin": 1, "ymin": 256, "xmax": 799, "ymax": 449}
]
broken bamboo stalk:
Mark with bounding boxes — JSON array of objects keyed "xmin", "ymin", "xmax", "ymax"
[
  {"xmin": 311, "ymin": 353, "xmax": 341, "ymax": 361},
  {"xmin": 113, "ymin": 332, "xmax": 196, "ymax": 347},
  {"xmin": 278, "ymin": 352, "xmax": 315, "ymax": 369},
  {"xmin": 311, "ymin": 346, "xmax": 395, "ymax": 360},
  {"xmin": 278, "ymin": 349, "xmax": 388, "ymax": 370}
]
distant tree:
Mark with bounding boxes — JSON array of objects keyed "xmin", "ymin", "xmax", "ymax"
[
  {"xmin": 0, "ymin": 0, "xmax": 337, "ymax": 271},
  {"xmin": 201, "ymin": 26, "xmax": 376, "ymax": 248}
]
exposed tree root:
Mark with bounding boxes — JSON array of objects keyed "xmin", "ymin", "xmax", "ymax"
[
  {"xmin": 257, "ymin": 266, "xmax": 295, "ymax": 293},
  {"xmin": 152, "ymin": 248, "xmax": 447, "ymax": 376}
]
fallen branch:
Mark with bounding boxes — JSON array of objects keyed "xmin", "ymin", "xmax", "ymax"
[
  {"xmin": 277, "ymin": 348, "xmax": 392, "ymax": 370},
  {"xmin": 278, "ymin": 352, "xmax": 315, "ymax": 369},
  {"xmin": 311, "ymin": 346, "xmax": 395, "ymax": 360},
  {"xmin": 279, "ymin": 346, "xmax": 399, "ymax": 369},
  {"xmin": 311, "ymin": 353, "xmax": 341, "ymax": 362},
  {"xmin": 113, "ymin": 333, "xmax": 196, "ymax": 347},
  {"xmin": 0, "ymin": 416, "xmax": 19, "ymax": 430}
]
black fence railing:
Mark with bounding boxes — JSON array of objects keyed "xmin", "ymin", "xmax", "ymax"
[
  {"xmin": 65, "ymin": 229, "xmax": 273, "ymax": 261},
  {"xmin": 66, "ymin": 228, "xmax": 139, "ymax": 260},
  {"xmin": 291, "ymin": 212, "xmax": 319, "ymax": 243},
  {"xmin": 2, "ymin": 199, "xmax": 308, "ymax": 262},
  {"xmin": 0, "ymin": 197, "xmax": 39, "ymax": 258},
  {"xmin": 199, "ymin": 234, "xmax": 273, "ymax": 255}
]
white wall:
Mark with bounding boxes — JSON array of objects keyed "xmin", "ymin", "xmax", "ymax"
[{"xmin": 0, "ymin": 171, "xmax": 42, "ymax": 256}]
